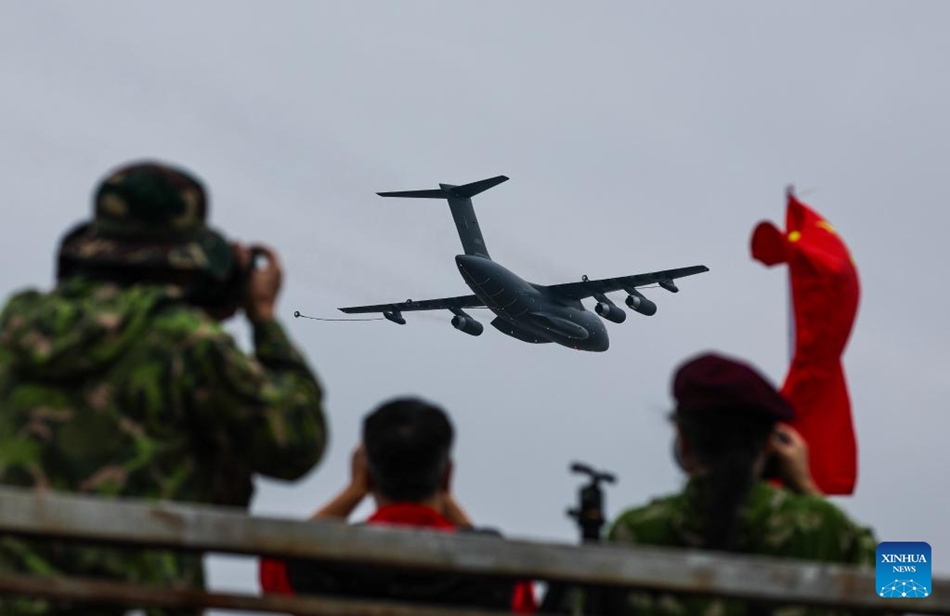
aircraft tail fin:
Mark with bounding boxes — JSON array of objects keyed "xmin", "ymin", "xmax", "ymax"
[{"xmin": 376, "ymin": 176, "xmax": 508, "ymax": 258}]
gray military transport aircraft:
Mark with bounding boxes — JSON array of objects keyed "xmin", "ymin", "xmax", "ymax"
[{"xmin": 340, "ymin": 176, "xmax": 708, "ymax": 352}]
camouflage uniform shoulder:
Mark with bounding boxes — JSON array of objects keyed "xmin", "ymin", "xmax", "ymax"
[
  {"xmin": 748, "ymin": 483, "xmax": 878, "ymax": 566},
  {"xmin": 148, "ymin": 293, "xmax": 231, "ymax": 342},
  {"xmin": 78, "ymin": 280, "xmax": 239, "ymax": 355},
  {"xmin": 608, "ymin": 491, "xmax": 685, "ymax": 546},
  {"xmin": 0, "ymin": 279, "xmax": 187, "ymax": 377}
]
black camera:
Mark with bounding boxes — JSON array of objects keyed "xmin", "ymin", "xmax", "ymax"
[
  {"xmin": 206, "ymin": 246, "xmax": 264, "ymax": 313},
  {"xmin": 762, "ymin": 428, "xmax": 792, "ymax": 480}
]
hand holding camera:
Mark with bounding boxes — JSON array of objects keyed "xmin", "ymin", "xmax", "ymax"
[
  {"xmin": 233, "ymin": 243, "xmax": 283, "ymax": 323},
  {"xmin": 768, "ymin": 423, "xmax": 822, "ymax": 496}
]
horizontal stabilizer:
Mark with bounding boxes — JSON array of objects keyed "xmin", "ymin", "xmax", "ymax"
[
  {"xmin": 451, "ymin": 175, "xmax": 509, "ymax": 198},
  {"xmin": 377, "ymin": 176, "xmax": 509, "ymax": 200},
  {"xmin": 376, "ymin": 189, "xmax": 446, "ymax": 199}
]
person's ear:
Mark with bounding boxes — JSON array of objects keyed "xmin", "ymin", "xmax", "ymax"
[{"xmin": 441, "ymin": 459, "xmax": 454, "ymax": 493}]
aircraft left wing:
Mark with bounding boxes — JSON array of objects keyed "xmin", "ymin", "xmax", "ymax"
[
  {"xmin": 339, "ymin": 294, "xmax": 485, "ymax": 314},
  {"xmin": 545, "ymin": 265, "xmax": 709, "ymax": 300}
]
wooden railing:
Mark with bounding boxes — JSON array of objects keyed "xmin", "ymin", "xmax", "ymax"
[{"xmin": 0, "ymin": 486, "xmax": 944, "ymax": 614}]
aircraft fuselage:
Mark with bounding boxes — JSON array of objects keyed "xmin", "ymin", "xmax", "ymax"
[
  {"xmin": 455, "ymin": 254, "xmax": 609, "ymax": 351},
  {"xmin": 338, "ymin": 176, "xmax": 708, "ymax": 351}
]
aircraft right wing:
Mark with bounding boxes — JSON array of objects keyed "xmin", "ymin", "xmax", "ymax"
[
  {"xmin": 339, "ymin": 293, "xmax": 485, "ymax": 314},
  {"xmin": 545, "ymin": 265, "xmax": 709, "ymax": 300}
]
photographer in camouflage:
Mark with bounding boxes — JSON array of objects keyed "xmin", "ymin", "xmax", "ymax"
[
  {"xmin": 605, "ymin": 353, "xmax": 879, "ymax": 616},
  {"xmin": 0, "ymin": 161, "xmax": 327, "ymax": 614}
]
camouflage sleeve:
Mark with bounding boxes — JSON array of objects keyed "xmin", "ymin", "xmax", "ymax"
[
  {"xmin": 188, "ymin": 317, "xmax": 327, "ymax": 481},
  {"xmin": 253, "ymin": 318, "xmax": 311, "ymax": 371}
]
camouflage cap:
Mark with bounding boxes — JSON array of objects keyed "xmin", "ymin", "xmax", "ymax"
[{"xmin": 57, "ymin": 161, "xmax": 234, "ymax": 281}]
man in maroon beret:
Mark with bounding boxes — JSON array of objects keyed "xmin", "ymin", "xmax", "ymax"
[{"xmin": 604, "ymin": 352, "xmax": 879, "ymax": 616}]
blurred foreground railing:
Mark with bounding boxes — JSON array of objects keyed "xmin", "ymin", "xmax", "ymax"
[{"xmin": 0, "ymin": 485, "xmax": 945, "ymax": 614}]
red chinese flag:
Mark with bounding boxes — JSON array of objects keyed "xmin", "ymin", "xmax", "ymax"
[{"xmin": 751, "ymin": 190, "xmax": 860, "ymax": 495}]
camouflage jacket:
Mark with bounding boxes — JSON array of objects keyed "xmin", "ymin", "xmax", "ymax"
[
  {"xmin": 605, "ymin": 480, "xmax": 878, "ymax": 616},
  {"xmin": 0, "ymin": 276, "xmax": 327, "ymax": 615}
]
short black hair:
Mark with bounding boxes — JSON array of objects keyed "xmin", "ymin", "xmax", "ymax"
[{"xmin": 363, "ymin": 397, "xmax": 454, "ymax": 502}]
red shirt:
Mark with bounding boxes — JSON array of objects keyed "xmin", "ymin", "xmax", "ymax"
[{"xmin": 260, "ymin": 503, "xmax": 537, "ymax": 613}]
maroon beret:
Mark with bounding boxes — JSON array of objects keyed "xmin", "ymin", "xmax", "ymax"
[{"xmin": 672, "ymin": 352, "xmax": 796, "ymax": 421}]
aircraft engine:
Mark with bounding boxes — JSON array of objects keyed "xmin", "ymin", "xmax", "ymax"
[
  {"xmin": 451, "ymin": 315, "xmax": 484, "ymax": 336},
  {"xmin": 625, "ymin": 293, "xmax": 657, "ymax": 316},
  {"xmin": 595, "ymin": 302, "xmax": 627, "ymax": 323},
  {"xmin": 383, "ymin": 310, "xmax": 406, "ymax": 325}
]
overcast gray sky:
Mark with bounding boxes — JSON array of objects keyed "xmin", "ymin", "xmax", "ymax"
[{"xmin": 2, "ymin": 0, "xmax": 948, "ymax": 608}]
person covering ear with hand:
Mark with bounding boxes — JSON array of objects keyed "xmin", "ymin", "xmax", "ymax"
[{"xmin": 260, "ymin": 398, "xmax": 535, "ymax": 612}]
